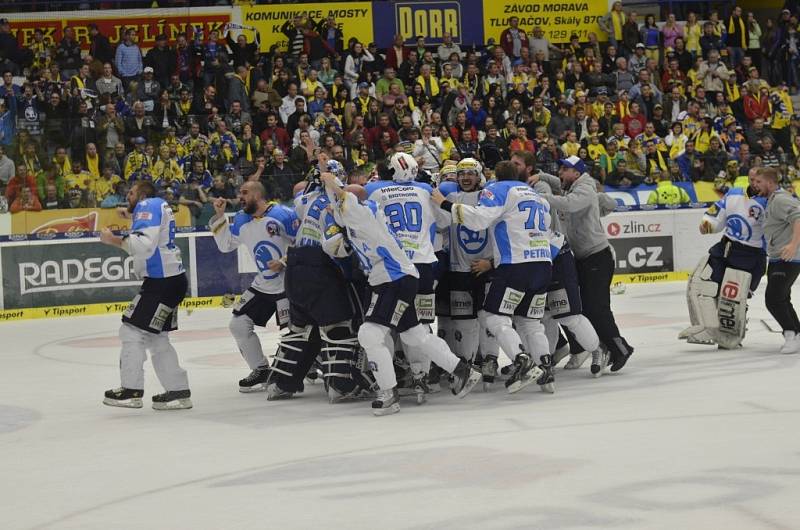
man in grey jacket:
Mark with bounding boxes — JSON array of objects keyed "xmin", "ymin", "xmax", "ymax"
[
  {"xmin": 754, "ymin": 167, "xmax": 800, "ymax": 354},
  {"xmin": 537, "ymin": 156, "xmax": 634, "ymax": 373}
]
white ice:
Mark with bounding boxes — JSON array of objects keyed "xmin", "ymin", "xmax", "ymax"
[{"xmin": 1, "ymin": 281, "xmax": 799, "ymax": 530}]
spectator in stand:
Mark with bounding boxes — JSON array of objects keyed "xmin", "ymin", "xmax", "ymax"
[
  {"xmin": 10, "ymin": 184, "xmax": 41, "ymax": 213},
  {"xmin": 115, "ymin": 28, "xmax": 143, "ymax": 89},
  {"xmin": 500, "ymin": 17, "xmax": 528, "ymax": 60},
  {"xmin": 56, "ymin": 27, "xmax": 81, "ymax": 80}
]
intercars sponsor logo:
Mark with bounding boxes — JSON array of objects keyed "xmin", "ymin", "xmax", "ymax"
[{"xmin": 19, "ymin": 256, "xmax": 138, "ymax": 295}]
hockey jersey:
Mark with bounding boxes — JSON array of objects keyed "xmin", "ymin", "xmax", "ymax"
[
  {"xmin": 449, "ymin": 180, "xmax": 552, "ymax": 266},
  {"xmin": 210, "ymin": 204, "xmax": 298, "ymax": 294},
  {"xmin": 329, "ymin": 192, "xmax": 419, "ymax": 286},
  {"xmin": 364, "ymin": 180, "xmax": 447, "ymax": 264},
  {"xmin": 438, "ymin": 181, "xmax": 493, "ymax": 272},
  {"xmin": 703, "ymin": 186, "xmax": 767, "ymax": 250},
  {"xmin": 294, "ymin": 187, "xmax": 335, "ymax": 248},
  {"xmin": 123, "ymin": 197, "xmax": 184, "ymax": 279}
]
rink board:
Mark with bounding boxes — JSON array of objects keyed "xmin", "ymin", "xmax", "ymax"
[{"xmin": 0, "ymin": 209, "xmax": 713, "ymax": 321}]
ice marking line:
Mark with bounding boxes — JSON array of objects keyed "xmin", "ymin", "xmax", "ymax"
[{"xmin": 25, "ymin": 408, "xmax": 800, "ymax": 530}]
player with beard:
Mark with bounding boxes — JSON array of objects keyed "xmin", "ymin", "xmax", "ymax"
[
  {"xmin": 209, "ymin": 181, "xmax": 298, "ymax": 392},
  {"xmin": 99, "ymin": 181, "xmax": 192, "ymax": 410}
]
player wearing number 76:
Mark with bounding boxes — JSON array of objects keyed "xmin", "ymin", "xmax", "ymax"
[{"xmin": 432, "ymin": 160, "xmax": 552, "ymax": 394}]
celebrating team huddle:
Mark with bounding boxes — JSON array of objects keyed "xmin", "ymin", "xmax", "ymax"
[{"xmin": 99, "ymin": 149, "xmax": 642, "ymax": 416}]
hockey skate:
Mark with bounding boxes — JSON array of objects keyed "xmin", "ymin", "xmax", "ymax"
[
  {"xmin": 590, "ymin": 346, "xmax": 609, "ymax": 378},
  {"xmin": 103, "ymin": 387, "xmax": 143, "ymax": 409},
  {"xmin": 152, "ymin": 390, "xmax": 192, "ymax": 410},
  {"xmin": 411, "ymin": 374, "xmax": 431, "ymax": 405},
  {"xmin": 266, "ymin": 383, "xmax": 294, "ymax": 401},
  {"xmin": 372, "ymin": 388, "xmax": 400, "ymax": 416},
  {"xmin": 563, "ymin": 351, "xmax": 590, "ymax": 370},
  {"xmin": 481, "ymin": 356, "xmax": 499, "ymax": 391},
  {"xmin": 450, "ymin": 360, "xmax": 482, "ymax": 398},
  {"xmin": 537, "ymin": 355, "xmax": 555, "ymax": 394},
  {"xmin": 427, "ymin": 364, "xmax": 442, "ymax": 393},
  {"xmin": 505, "ymin": 354, "xmax": 543, "ymax": 394},
  {"xmin": 238, "ymin": 366, "xmax": 271, "ymax": 393}
]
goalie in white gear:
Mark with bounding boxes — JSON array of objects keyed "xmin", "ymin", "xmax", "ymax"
[
  {"xmin": 319, "ymin": 172, "xmax": 482, "ymax": 416},
  {"xmin": 680, "ymin": 168, "xmax": 767, "ymax": 349},
  {"xmin": 209, "ymin": 182, "xmax": 298, "ymax": 393}
]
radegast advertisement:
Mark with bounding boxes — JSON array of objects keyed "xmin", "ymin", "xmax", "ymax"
[{"xmin": 1, "ymin": 239, "xmax": 190, "ymax": 310}]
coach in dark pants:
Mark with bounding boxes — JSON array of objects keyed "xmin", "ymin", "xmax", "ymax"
[
  {"xmin": 754, "ymin": 167, "xmax": 800, "ymax": 354},
  {"xmin": 541, "ymin": 156, "xmax": 634, "ymax": 372}
]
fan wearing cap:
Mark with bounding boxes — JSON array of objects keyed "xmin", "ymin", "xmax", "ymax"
[
  {"xmin": 540, "ymin": 155, "xmax": 634, "ymax": 374},
  {"xmin": 123, "ymin": 137, "xmax": 153, "ymax": 182}
]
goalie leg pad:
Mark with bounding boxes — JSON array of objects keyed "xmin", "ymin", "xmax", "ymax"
[
  {"xmin": 713, "ymin": 268, "xmax": 751, "ymax": 349},
  {"xmin": 321, "ymin": 322, "xmax": 375, "ymax": 399},
  {"xmin": 680, "ymin": 254, "xmax": 720, "ymax": 341},
  {"xmin": 269, "ymin": 324, "xmax": 312, "ymax": 391}
]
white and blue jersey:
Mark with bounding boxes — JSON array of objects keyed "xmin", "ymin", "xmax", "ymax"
[
  {"xmin": 439, "ymin": 181, "xmax": 493, "ymax": 272},
  {"xmin": 210, "ymin": 204, "xmax": 298, "ymax": 294},
  {"xmin": 703, "ymin": 187, "xmax": 767, "ymax": 250},
  {"xmin": 329, "ymin": 192, "xmax": 418, "ymax": 287},
  {"xmin": 449, "ymin": 180, "xmax": 552, "ymax": 266},
  {"xmin": 364, "ymin": 180, "xmax": 448, "ymax": 264},
  {"xmin": 123, "ymin": 197, "xmax": 184, "ymax": 279},
  {"xmin": 294, "ymin": 188, "xmax": 335, "ymax": 248}
]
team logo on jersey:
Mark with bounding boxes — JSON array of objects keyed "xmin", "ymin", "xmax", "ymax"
[
  {"xmin": 727, "ymin": 215, "xmax": 752, "ymax": 241},
  {"xmin": 135, "ymin": 211, "xmax": 152, "ymax": 221},
  {"xmin": 456, "ymin": 225, "xmax": 488, "ymax": 254},
  {"xmin": 253, "ymin": 240, "xmax": 283, "ymax": 280},
  {"xmin": 748, "ymin": 205, "xmax": 763, "ymax": 221},
  {"xmin": 265, "ymin": 220, "xmax": 279, "ymax": 236}
]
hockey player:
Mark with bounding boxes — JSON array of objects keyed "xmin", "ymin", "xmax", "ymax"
[
  {"xmin": 209, "ymin": 182, "xmax": 298, "ymax": 392},
  {"xmin": 99, "ymin": 181, "xmax": 192, "ymax": 410},
  {"xmin": 365, "ymin": 152, "xmax": 449, "ymax": 389},
  {"xmin": 269, "ymin": 157, "xmax": 368, "ymax": 402},
  {"xmin": 319, "ymin": 173, "xmax": 481, "ymax": 415},
  {"xmin": 437, "ymin": 159, "xmax": 497, "ymax": 377},
  {"xmin": 680, "ymin": 168, "xmax": 767, "ymax": 348},
  {"xmin": 432, "ymin": 160, "xmax": 551, "ymax": 393}
]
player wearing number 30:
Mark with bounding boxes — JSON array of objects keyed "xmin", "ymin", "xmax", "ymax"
[
  {"xmin": 209, "ymin": 182, "xmax": 298, "ymax": 392},
  {"xmin": 433, "ymin": 160, "xmax": 552, "ymax": 393},
  {"xmin": 320, "ymin": 173, "xmax": 481, "ymax": 416}
]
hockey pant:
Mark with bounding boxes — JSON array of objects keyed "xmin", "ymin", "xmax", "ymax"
[{"xmin": 119, "ymin": 323, "xmax": 189, "ymax": 392}]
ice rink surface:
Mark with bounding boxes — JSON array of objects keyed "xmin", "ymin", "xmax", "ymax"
[{"xmin": 2, "ymin": 281, "xmax": 799, "ymax": 530}]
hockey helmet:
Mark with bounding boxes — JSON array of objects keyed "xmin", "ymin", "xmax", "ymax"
[{"xmin": 390, "ymin": 152, "xmax": 418, "ymax": 182}]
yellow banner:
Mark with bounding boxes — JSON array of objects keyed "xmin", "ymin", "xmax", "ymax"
[
  {"xmin": 483, "ymin": 0, "xmax": 608, "ymax": 45},
  {"xmin": 242, "ymin": 3, "xmax": 373, "ymax": 53},
  {"xmin": 9, "ymin": 207, "xmax": 192, "ymax": 235},
  {"xmin": 0, "ymin": 297, "xmax": 224, "ymax": 323},
  {"xmin": 613, "ymin": 271, "xmax": 689, "ymax": 284}
]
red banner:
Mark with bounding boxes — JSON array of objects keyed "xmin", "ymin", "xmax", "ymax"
[{"xmin": 9, "ymin": 12, "xmax": 230, "ymax": 51}]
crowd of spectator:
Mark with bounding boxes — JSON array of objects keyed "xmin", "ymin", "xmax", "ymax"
[{"xmin": 1, "ymin": 3, "xmax": 800, "ymax": 218}]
